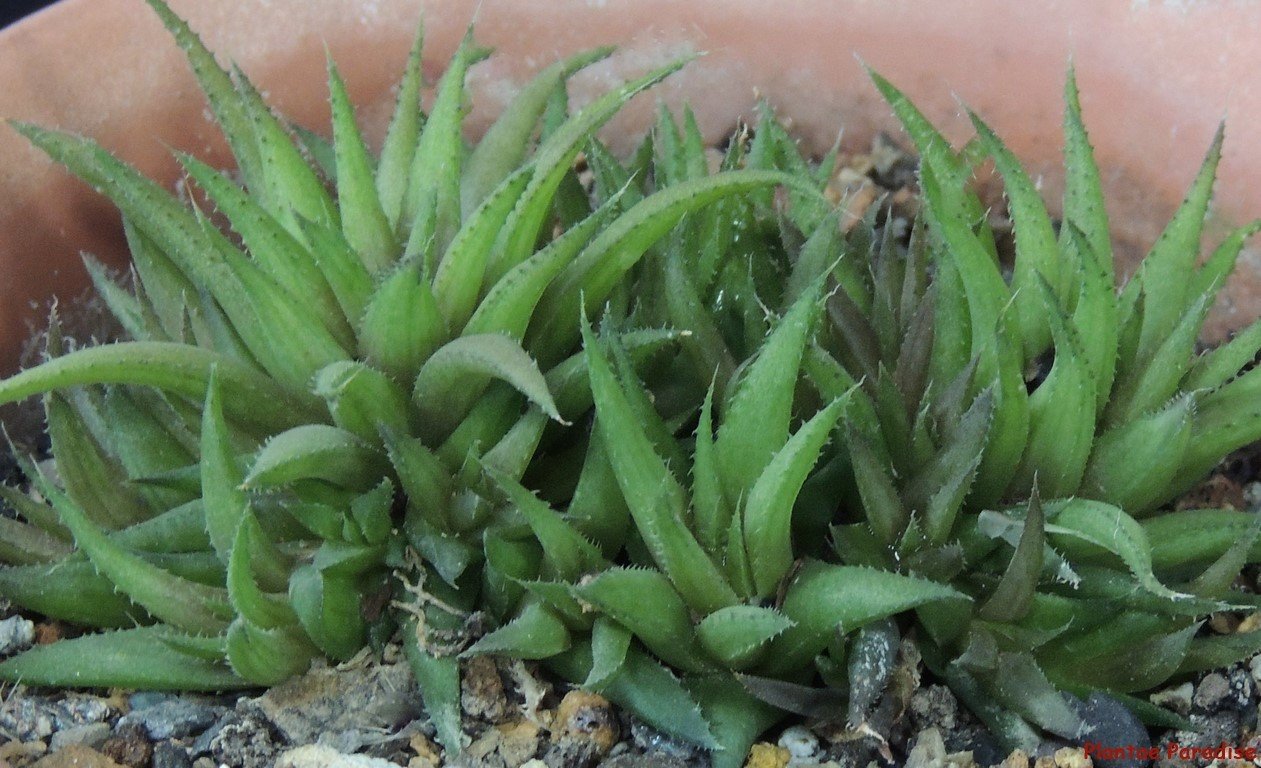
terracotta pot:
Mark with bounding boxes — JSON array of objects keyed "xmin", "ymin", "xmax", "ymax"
[{"xmin": 2, "ymin": 0, "xmax": 1259, "ymax": 376}]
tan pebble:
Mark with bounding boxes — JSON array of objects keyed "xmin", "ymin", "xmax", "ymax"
[
  {"xmin": 1052, "ymin": 747, "xmax": 1092, "ymax": 768},
  {"xmin": 407, "ymin": 733, "xmax": 441, "ymax": 768},
  {"xmin": 466, "ymin": 729, "xmax": 502, "ymax": 761},
  {"xmin": 496, "ymin": 720, "xmax": 542, "ymax": 767},
  {"xmin": 1033, "ymin": 756, "xmax": 1057, "ymax": 768},
  {"xmin": 1237, "ymin": 611, "xmax": 1261, "ymax": 633},
  {"xmin": 30, "ymin": 745, "xmax": 123, "ymax": 768},
  {"xmin": 519, "ymin": 761, "xmax": 548, "ymax": 768},
  {"xmin": 553, "ymin": 690, "xmax": 618, "ymax": 754},
  {"xmin": 998, "ymin": 751, "xmax": 1029, "ymax": 768},
  {"xmin": 745, "ymin": 743, "xmax": 791, "ymax": 768}
]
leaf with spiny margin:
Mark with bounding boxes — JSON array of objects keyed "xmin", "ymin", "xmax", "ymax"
[
  {"xmin": 696, "ymin": 606, "xmax": 793, "ymax": 670},
  {"xmin": 465, "ymin": 190, "xmax": 623, "ymax": 341},
  {"xmin": 462, "ymin": 47, "xmax": 612, "ymax": 216},
  {"xmin": 413, "ymin": 333, "xmax": 563, "ymax": 443},
  {"xmin": 1188, "ymin": 513, "xmax": 1261, "ymax": 599},
  {"xmin": 988, "ymin": 652, "xmax": 1085, "ymax": 739},
  {"xmin": 357, "ymin": 257, "xmax": 446, "ymax": 381},
  {"xmin": 296, "ymin": 217, "xmax": 374, "ymax": 328},
  {"xmin": 568, "ymin": 422, "xmax": 632, "ymax": 553},
  {"xmin": 1190, "ymin": 220, "xmax": 1261, "ymax": 309},
  {"xmin": 581, "ymin": 318, "xmax": 737, "ymax": 613},
  {"xmin": 486, "ymin": 466, "xmax": 605, "ymax": 582},
  {"xmin": 665, "ymin": 243, "xmax": 737, "ymax": 393},
  {"xmin": 585, "ymin": 617, "xmax": 632, "ymax": 689},
  {"xmin": 0, "ymin": 558, "xmax": 143, "ymax": 628},
  {"xmin": 144, "ymin": 0, "xmax": 266, "ymax": 201},
  {"xmin": 232, "ymin": 65, "xmax": 339, "ymax": 233},
  {"xmin": 226, "ymin": 512, "xmax": 297, "ymax": 629},
  {"xmin": 225, "ymin": 618, "xmax": 317, "ymax": 685},
  {"xmin": 1108, "ymin": 289, "xmax": 1211, "ymax": 426},
  {"xmin": 326, "ymin": 57, "xmax": 396, "ymax": 272},
  {"xmin": 1013, "ymin": 277, "xmax": 1095, "ymax": 497},
  {"xmin": 906, "ymin": 388, "xmax": 993, "ymax": 544},
  {"xmin": 491, "ymin": 58, "xmax": 691, "ymax": 282},
  {"xmin": 531, "ymin": 171, "xmax": 803, "ymax": 363},
  {"xmin": 0, "ymin": 625, "xmax": 248, "ymax": 691},
  {"xmin": 403, "ymin": 30, "xmax": 485, "ymax": 261},
  {"xmin": 34, "ymin": 475, "xmax": 231, "ymax": 633},
  {"xmin": 1140, "ymin": 509, "xmax": 1261, "ymax": 573},
  {"xmin": 691, "ymin": 382, "xmax": 730, "ymax": 557},
  {"xmin": 482, "ymin": 529, "xmax": 538, "ymax": 618},
  {"xmin": 921, "ymin": 159, "xmax": 1028, "ymax": 506},
  {"xmin": 970, "ymin": 110, "xmax": 1059, "ymax": 359},
  {"xmin": 763, "ymin": 561, "xmax": 966, "ymax": 676},
  {"xmin": 201, "ymin": 368, "xmax": 249, "ymax": 564},
  {"xmin": 46, "ymin": 390, "xmax": 150, "ymax": 529},
  {"xmin": 178, "ymin": 154, "xmax": 353, "ymax": 348},
  {"xmin": 312, "ymin": 360, "xmax": 413, "ymax": 444},
  {"xmin": 1047, "ymin": 499, "xmax": 1186, "ymax": 601},
  {"xmin": 376, "ymin": 23, "xmax": 424, "ymax": 231},
  {"xmin": 928, "ymin": 254, "xmax": 973, "ymax": 388},
  {"xmin": 465, "ymin": 602, "xmax": 571, "ymax": 659},
  {"xmin": 82, "ymin": 256, "xmax": 146, "ymax": 339},
  {"xmin": 574, "ymin": 568, "xmax": 713, "ymax": 674},
  {"xmin": 714, "ymin": 276, "xmax": 824, "ymax": 507},
  {"xmin": 288, "ymin": 565, "xmax": 365, "ymax": 660},
  {"xmin": 1056, "ymin": 225, "xmax": 1117, "ymax": 416},
  {"xmin": 243, "ymin": 424, "xmax": 386, "ymax": 490},
  {"xmin": 98, "ymin": 387, "xmax": 195, "ymax": 508},
  {"xmin": 743, "ymin": 395, "xmax": 847, "ymax": 597},
  {"xmin": 10, "ymin": 122, "xmax": 262, "ymax": 337},
  {"xmin": 543, "ymin": 327, "xmax": 680, "ymax": 420},
  {"xmin": 1082, "ymin": 393, "xmax": 1193, "ymax": 513},
  {"xmin": 123, "ymin": 227, "xmax": 189, "ymax": 342},
  {"xmin": 1042, "ymin": 616, "xmax": 1198, "ymax": 693},
  {"xmin": 477, "ymin": 408, "xmax": 547, "ymax": 488},
  {"xmin": 198, "ymin": 211, "xmax": 353, "ymax": 390},
  {"xmin": 401, "ymin": 613, "xmax": 463, "ymax": 755},
  {"xmin": 433, "ymin": 167, "xmax": 532, "ymax": 330},
  {"xmin": 1185, "ymin": 316, "xmax": 1261, "ymax": 392},
  {"xmin": 1061, "ymin": 68, "xmax": 1113, "ymax": 286},
  {"xmin": 518, "ymin": 580, "xmax": 592, "ymax": 631},
  {"xmin": 846, "ymin": 425, "xmax": 906, "ymax": 546},
  {"xmin": 1177, "ymin": 629, "xmax": 1261, "ymax": 676},
  {"xmin": 978, "ymin": 491, "xmax": 1044, "ymax": 622},
  {"xmin": 434, "ymin": 383, "xmax": 521, "ymax": 470},
  {"xmin": 690, "ymin": 674, "xmax": 783, "ymax": 768},
  {"xmin": 292, "ymin": 124, "xmax": 336, "ymax": 181},
  {"xmin": 1176, "ymin": 362, "xmax": 1261, "ymax": 492},
  {"xmin": 941, "ymin": 664, "xmax": 1039, "ymax": 753},
  {"xmin": 0, "ymin": 516, "xmax": 71, "ymax": 564},
  {"xmin": 551, "ymin": 642, "xmax": 719, "ymax": 750},
  {"xmin": 1132, "ymin": 125, "xmax": 1223, "ymax": 363}
]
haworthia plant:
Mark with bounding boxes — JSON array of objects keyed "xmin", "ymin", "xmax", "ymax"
[{"xmin": 1, "ymin": 2, "xmax": 1261, "ymax": 764}]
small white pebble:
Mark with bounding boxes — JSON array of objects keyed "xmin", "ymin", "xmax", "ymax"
[
  {"xmin": 0, "ymin": 615, "xmax": 35, "ymax": 656},
  {"xmin": 778, "ymin": 725, "xmax": 820, "ymax": 763},
  {"xmin": 520, "ymin": 761, "xmax": 549, "ymax": 768},
  {"xmin": 1246, "ymin": 481, "xmax": 1261, "ymax": 511}
]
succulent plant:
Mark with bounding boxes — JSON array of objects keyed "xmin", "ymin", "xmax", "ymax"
[
  {"xmin": 806, "ymin": 73, "xmax": 1261, "ymax": 749},
  {"xmin": 3, "ymin": 1, "xmax": 1261, "ymax": 765},
  {"xmin": 0, "ymin": 0, "xmax": 793, "ymax": 714}
]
